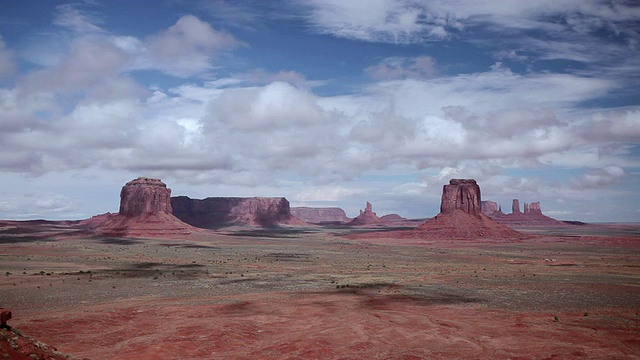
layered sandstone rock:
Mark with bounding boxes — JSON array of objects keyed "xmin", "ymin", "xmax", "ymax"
[
  {"xmin": 440, "ymin": 179, "xmax": 482, "ymax": 215},
  {"xmin": 119, "ymin": 177, "xmax": 173, "ymax": 215},
  {"xmin": 481, "ymin": 200, "xmax": 499, "ymax": 214},
  {"xmin": 290, "ymin": 207, "xmax": 351, "ymax": 224},
  {"xmin": 489, "ymin": 199, "xmax": 562, "ymax": 226},
  {"xmin": 87, "ymin": 178, "xmax": 198, "ymax": 237},
  {"xmin": 512, "ymin": 199, "xmax": 521, "ymax": 214},
  {"xmin": 171, "ymin": 196, "xmax": 306, "ymax": 227},
  {"xmin": 348, "ymin": 202, "xmax": 382, "ymax": 226},
  {"xmin": 524, "ymin": 202, "xmax": 542, "ymax": 214},
  {"xmin": 418, "ymin": 179, "xmax": 522, "ymax": 239}
]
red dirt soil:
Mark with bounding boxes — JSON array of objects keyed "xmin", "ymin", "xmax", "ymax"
[
  {"xmin": 16, "ymin": 292, "xmax": 640, "ymax": 360},
  {"xmin": 2, "ymin": 220, "xmax": 639, "ymax": 359}
]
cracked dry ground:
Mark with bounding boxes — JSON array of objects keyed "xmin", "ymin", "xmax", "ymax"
[{"xmin": 1, "ymin": 224, "xmax": 639, "ymax": 359}]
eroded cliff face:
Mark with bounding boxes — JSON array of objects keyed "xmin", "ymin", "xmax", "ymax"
[
  {"xmin": 171, "ymin": 196, "xmax": 303, "ymax": 227},
  {"xmin": 440, "ymin": 179, "xmax": 482, "ymax": 215},
  {"xmin": 119, "ymin": 177, "xmax": 172, "ymax": 216},
  {"xmin": 290, "ymin": 207, "xmax": 351, "ymax": 224}
]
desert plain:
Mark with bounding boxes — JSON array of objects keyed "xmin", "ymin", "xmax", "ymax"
[{"xmin": 1, "ymin": 220, "xmax": 639, "ymax": 359}]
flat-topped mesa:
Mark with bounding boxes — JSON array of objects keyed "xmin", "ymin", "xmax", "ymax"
[
  {"xmin": 171, "ymin": 196, "xmax": 304, "ymax": 227},
  {"xmin": 119, "ymin": 177, "xmax": 172, "ymax": 216},
  {"xmin": 481, "ymin": 200, "xmax": 499, "ymax": 215},
  {"xmin": 290, "ymin": 207, "xmax": 351, "ymax": 224},
  {"xmin": 440, "ymin": 179, "xmax": 481, "ymax": 216}
]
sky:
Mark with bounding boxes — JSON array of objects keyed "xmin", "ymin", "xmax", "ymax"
[{"xmin": 0, "ymin": 0, "xmax": 639, "ymax": 223}]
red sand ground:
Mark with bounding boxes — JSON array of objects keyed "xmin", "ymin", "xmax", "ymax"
[
  {"xmin": 17, "ymin": 292, "xmax": 640, "ymax": 360},
  {"xmin": 1, "ymin": 221, "xmax": 639, "ymax": 359}
]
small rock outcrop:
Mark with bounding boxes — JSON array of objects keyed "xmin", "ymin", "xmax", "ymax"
[
  {"xmin": 417, "ymin": 179, "xmax": 522, "ymax": 239},
  {"xmin": 85, "ymin": 177, "xmax": 199, "ymax": 237},
  {"xmin": 119, "ymin": 177, "xmax": 172, "ymax": 215},
  {"xmin": 290, "ymin": 207, "xmax": 352, "ymax": 224},
  {"xmin": 171, "ymin": 196, "xmax": 306, "ymax": 227},
  {"xmin": 347, "ymin": 202, "xmax": 382, "ymax": 226},
  {"xmin": 0, "ymin": 308, "xmax": 72, "ymax": 359}
]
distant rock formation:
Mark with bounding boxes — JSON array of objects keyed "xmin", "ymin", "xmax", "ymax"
[
  {"xmin": 379, "ymin": 214, "xmax": 405, "ymax": 223},
  {"xmin": 483, "ymin": 198, "xmax": 562, "ymax": 226},
  {"xmin": 290, "ymin": 207, "xmax": 351, "ymax": 224},
  {"xmin": 171, "ymin": 196, "xmax": 306, "ymax": 227},
  {"xmin": 347, "ymin": 202, "xmax": 382, "ymax": 226},
  {"xmin": 417, "ymin": 179, "xmax": 522, "ymax": 239},
  {"xmin": 524, "ymin": 202, "xmax": 542, "ymax": 214},
  {"xmin": 85, "ymin": 177, "xmax": 198, "ymax": 237},
  {"xmin": 481, "ymin": 200, "xmax": 500, "ymax": 215},
  {"xmin": 512, "ymin": 199, "xmax": 521, "ymax": 214}
]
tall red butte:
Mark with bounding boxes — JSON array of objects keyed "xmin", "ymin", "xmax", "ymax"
[
  {"xmin": 119, "ymin": 177, "xmax": 173, "ymax": 215},
  {"xmin": 86, "ymin": 177, "xmax": 198, "ymax": 238},
  {"xmin": 417, "ymin": 179, "xmax": 522, "ymax": 239}
]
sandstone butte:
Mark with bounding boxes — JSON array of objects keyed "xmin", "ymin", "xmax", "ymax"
[
  {"xmin": 482, "ymin": 199, "xmax": 563, "ymax": 226},
  {"xmin": 290, "ymin": 207, "xmax": 352, "ymax": 224},
  {"xmin": 171, "ymin": 196, "xmax": 307, "ymax": 228},
  {"xmin": 83, "ymin": 177, "xmax": 200, "ymax": 238},
  {"xmin": 414, "ymin": 179, "xmax": 523, "ymax": 239}
]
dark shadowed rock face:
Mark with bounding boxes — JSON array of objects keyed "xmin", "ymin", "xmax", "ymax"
[
  {"xmin": 86, "ymin": 177, "xmax": 198, "ymax": 238},
  {"xmin": 171, "ymin": 196, "xmax": 302, "ymax": 227},
  {"xmin": 290, "ymin": 207, "xmax": 351, "ymax": 224},
  {"xmin": 440, "ymin": 179, "xmax": 481, "ymax": 215},
  {"xmin": 119, "ymin": 177, "xmax": 172, "ymax": 216}
]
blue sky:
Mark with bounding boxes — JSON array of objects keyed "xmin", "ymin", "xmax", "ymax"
[{"xmin": 0, "ymin": 0, "xmax": 639, "ymax": 222}]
